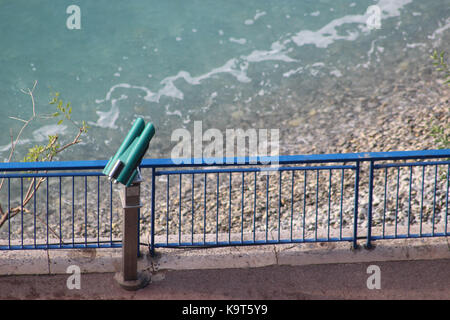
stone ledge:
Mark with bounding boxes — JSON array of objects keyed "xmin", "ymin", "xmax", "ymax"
[{"xmin": 0, "ymin": 236, "xmax": 448, "ymax": 276}]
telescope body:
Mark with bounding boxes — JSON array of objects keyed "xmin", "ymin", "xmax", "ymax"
[{"xmin": 103, "ymin": 118, "xmax": 155, "ymax": 186}]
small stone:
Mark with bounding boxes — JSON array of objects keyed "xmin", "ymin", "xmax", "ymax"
[
  {"xmin": 399, "ymin": 61, "xmax": 409, "ymax": 71},
  {"xmin": 231, "ymin": 110, "xmax": 244, "ymax": 120},
  {"xmin": 288, "ymin": 118, "xmax": 302, "ymax": 127},
  {"xmin": 308, "ymin": 109, "xmax": 317, "ymax": 116}
]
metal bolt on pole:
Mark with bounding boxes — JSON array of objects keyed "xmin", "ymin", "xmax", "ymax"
[{"xmin": 114, "ymin": 169, "xmax": 150, "ymax": 290}]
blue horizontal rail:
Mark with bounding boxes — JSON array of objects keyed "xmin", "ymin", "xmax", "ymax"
[
  {"xmin": 0, "ymin": 172, "xmax": 104, "ymax": 179},
  {"xmin": 155, "ymin": 165, "xmax": 356, "ymax": 176},
  {"xmin": 374, "ymin": 160, "xmax": 450, "ymax": 169},
  {"xmin": 154, "ymin": 237, "xmax": 355, "ymax": 249},
  {"xmin": 0, "ymin": 149, "xmax": 448, "ymax": 171}
]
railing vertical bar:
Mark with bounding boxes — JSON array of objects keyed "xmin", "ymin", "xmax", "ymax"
[
  {"xmin": 241, "ymin": 172, "xmax": 244, "ymax": 244},
  {"xmin": 110, "ymin": 180, "xmax": 112, "ymax": 245},
  {"xmin": 353, "ymin": 162, "xmax": 360, "ymax": 249},
  {"xmin": 290, "ymin": 170, "xmax": 294, "ymax": 242},
  {"xmin": 191, "ymin": 174, "xmax": 194, "ymax": 244},
  {"xmin": 204, "ymin": 173, "xmax": 207, "ymax": 245},
  {"xmin": 253, "ymin": 171, "xmax": 257, "ymax": 243},
  {"xmin": 445, "ymin": 164, "xmax": 449, "ymax": 235},
  {"xmin": 367, "ymin": 161, "xmax": 374, "ymax": 249},
  {"xmin": 382, "ymin": 167, "xmax": 388, "ymax": 239},
  {"xmin": 216, "ymin": 172, "xmax": 220, "ymax": 244},
  {"xmin": 266, "ymin": 174, "xmax": 269, "ymax": 243},
  {"xmin": 33, "ymin": 178, "xmax": 36, "ymax": 248},
  {"xmin": 432, "ymin": 165, "xmax": 438, "ymax": 236},
  {"xmin": 327, "ymin": 169, "xmax": 332, "ymax": 240},
  {"xmin": 407, "ymin": 166, "xmax": 413, "ymax": 237},
  {"xmin": 46, "ymin": 178, "xmax": 49, "ymax": 248},
  {"xmin": 97, "ymin": 176, "xmax": 100, "ymax": 246},
  {"xmin": 137, "ymin": 168, "xmax": 141, "ymax": 257},
  {"xmin": 339, "ymin": 168, "xmax": 344, "ymax": 241},
  {"xmin": 178, "ymin": 174, "xmax": 182, "ymax": 245},
  {"xmin": 84, "ymin": 176, "xmax": 87, "ymax": 246},
  {"xmin": 166, "ymin": 174, "xmax": 170, "ymax": 245},
  {"xmin": 150, "ymin": 167, "xmax": 156, "ymax": 256},
  {"xmin": 21, "ymin": 177, "xmax": 23, "ymax": 248},
  {"xmin": 315, "ymin": 170, "xmax": 319, "ymax": 241},
  {"xmin": 59, "ymin": 176, "xmax": 62, "ymax": 247},
  {"xmin": 8, "ymin": 178, "xmax": 10, "ymax": 249},
  {"xmin": 420, "ymin": 166, "xmax": 425, "ymax": 236},
  {"xmin": 229, "ymin": 172, "xmax": 232, "ymax": 244},
  {"xmin": 72, "ymin": 176, "xmax": 75, "ymax": 246},
  {"xmin": 278, "ymin": 170, "xmax": 282, "ymax": 242},
  {"xmin": 302, "ymin": 171, "xmax": 307, "ymax": 241},
  {"xmin": 395, "ymin": 167, "xmax": 400, "ymax": 238}
]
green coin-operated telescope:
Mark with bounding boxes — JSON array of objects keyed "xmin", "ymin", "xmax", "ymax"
[{"xmin": 103, "ymin": 117, "xmax": 155, "ymax": 187}]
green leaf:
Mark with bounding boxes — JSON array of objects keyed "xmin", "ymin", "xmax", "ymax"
[{"xmin": 57, "ymin": 119, "xmax": 63, "ymax": 125}]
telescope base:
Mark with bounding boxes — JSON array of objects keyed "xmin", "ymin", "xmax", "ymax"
[{"xmin": 114, "ymin": 271, "xmax": 150, "ymax": 291}]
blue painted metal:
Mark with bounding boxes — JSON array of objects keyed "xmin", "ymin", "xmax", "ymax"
[
  {"xmin": 382, "ymin": 168, "xmax": 388, "ymax": 239},
  {"xmin": 327, "ymin": 169, "xmax": 332, "ymax": 240},
  {"xmin": 339, "ymin": 168, "xmax": 344, "ymax": 240},
  {"xmin": 139, "ymin": 149, "xmax": 450, "ymax": 168},
  {"xmin": 290, "ymin": 171, "xmax": 294, "ymax": 241},
  {"xmin": 302, "ymin": 171, "xmax": 307, "ymax": 241},
  {"xmin": 217, "ymin": 172, "xmax": 220, "ymax": 244},
  {"xmin": 366, "ymin": 161, "xmax": 374, "ymax": 249},
  {"xmin": 150, "ymin": 167, "xmax": 156, "ymax": 256},
  {"xmin": 278, "ymin": 171, "xmax": 281, "ymax": 242},
  {"xmin": 419, "ymin": 166, "xmax": 425, "ymax": 236},
  {"xmin": 1, "ymin": 149, "xmax": 449, "ymax": 252},
  {"xmin": 191, "ymin": 174, "xmax": 194, "ymax": 244},
  {"xmin": 432, "ymin": 165, "xmax": 438, "ymax": 237},
  {"xmin": 407, "ymin": 166, "xmax": 413, "ymax": 237},
  {"xmin": 394, "ymin": 167, "xmax": 400, "ymax": 238},
  {"xmin": 353, "ymin": 162, "xmax": 360, "ymax": 249},
  {"xmin": 446, "ymin": 165, "xmax": 450, "ymax": 236},
  {"xmin": 204, "ymin": 173, "xmax": 208, "ymax": 244},
  {"xmin": 0, "ymin": 149, "xmax": 447, "ymax": 172}
]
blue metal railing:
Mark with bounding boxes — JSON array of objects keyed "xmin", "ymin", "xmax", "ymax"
[
  {"xmin": 0, "ymin": 162, "xmax": 119, "ymax": 250},
  {"xmin": 0, "ymin": 149, "xmax": 449, "ymax": 253}
]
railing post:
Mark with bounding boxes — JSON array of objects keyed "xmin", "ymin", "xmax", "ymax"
[
  {"xmin": 114, "ymin": 169, "xmax": 149, "ymax": 290},
  {"xmin": 353, "ymin": 161, "xmax": 360, "ymax": 249},
  {"xmin": 150, "ymin": 167, "xmax": 156, "ymax": 257},
  {"xmin": 366, "ymin": 161, "xmax": 374, "ymax": 249}
]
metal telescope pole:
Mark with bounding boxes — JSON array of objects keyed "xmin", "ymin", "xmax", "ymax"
[{"xmin": 114, "ymin": 169, "xmax": 149, "ymax": 290}]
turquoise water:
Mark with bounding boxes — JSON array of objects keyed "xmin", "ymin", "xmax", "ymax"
[{"xmin": 0, "ymin": 0, "xmax": 449, "ymax": 161}]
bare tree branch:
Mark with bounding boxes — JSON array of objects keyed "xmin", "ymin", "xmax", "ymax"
[{"xmin": 0, "ymin": 82, "xmax": 87, "ymax": 239}]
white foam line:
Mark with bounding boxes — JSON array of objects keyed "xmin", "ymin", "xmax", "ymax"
[
  {"xmin": 428, "ymin": 17, "xmax": 450, "ymax": 40},
  {"xmin": 94, "ymin": 1, "xmax": 414, "ymax": 126},
  {"xmin": 292, "ymin": 0, "xmax": 413, "ymax": 48}
]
